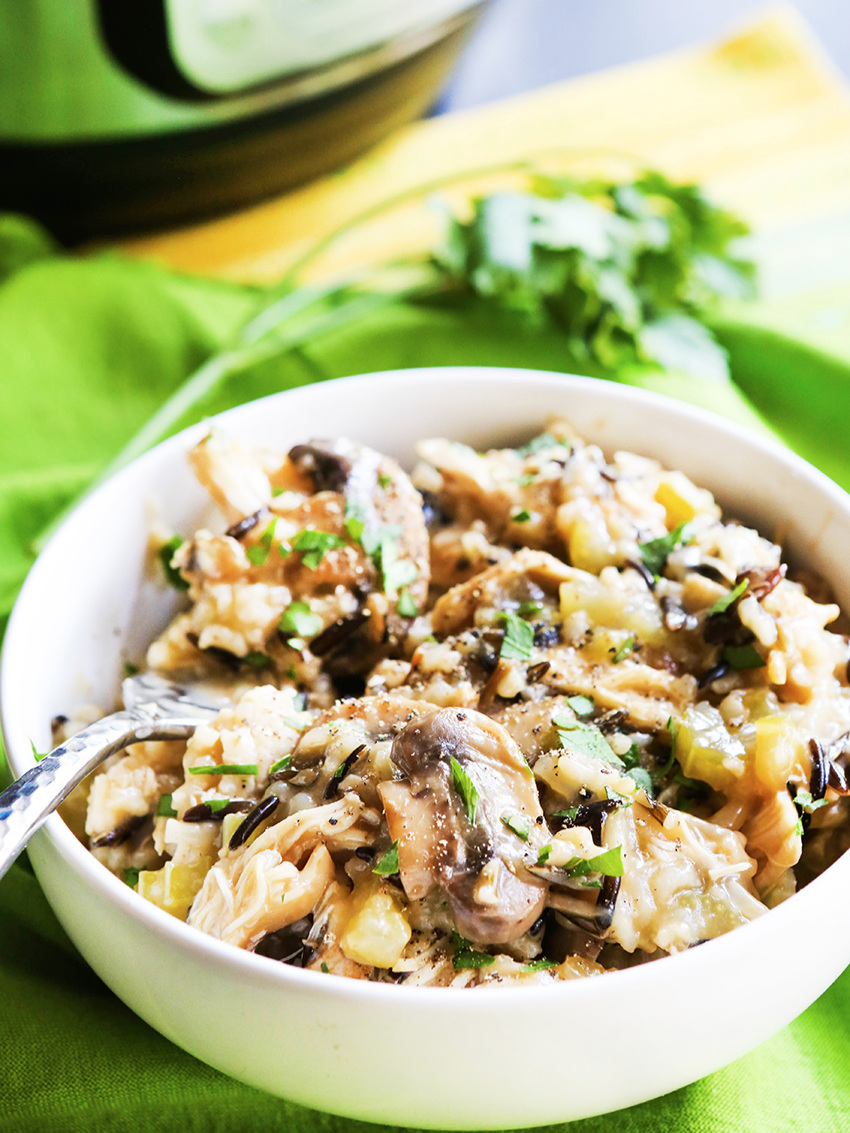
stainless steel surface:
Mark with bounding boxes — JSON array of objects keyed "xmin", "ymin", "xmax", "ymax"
[{"xmin": 0, "ymin": 675, "xmax": 220, "ymax": 882}]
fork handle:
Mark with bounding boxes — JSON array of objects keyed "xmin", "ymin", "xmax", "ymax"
[{"xmin": 0, "ymin": 711, "xmax": 197, "ymax": 883}]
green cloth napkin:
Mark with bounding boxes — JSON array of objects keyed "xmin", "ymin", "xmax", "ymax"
[{"xmin": 2, "ymin": 242, "xmax": 850, "ymax": 1133}]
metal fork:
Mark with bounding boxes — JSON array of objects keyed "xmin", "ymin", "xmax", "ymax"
[{"xmin": 0, "ymin": 673, "xmax": 222, "ymax": 882}]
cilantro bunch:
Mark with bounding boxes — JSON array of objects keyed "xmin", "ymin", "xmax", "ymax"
[{"xmin": 434, "ymin": 171, "xmax": 754, "ymax": 381}]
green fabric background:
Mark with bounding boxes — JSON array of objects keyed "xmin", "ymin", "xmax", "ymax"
[{"xmin": 1, "ymin": 243, "xmax": 850, "ymax": 1131}]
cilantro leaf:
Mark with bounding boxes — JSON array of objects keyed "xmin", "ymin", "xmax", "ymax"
[
  {"xmin": 564, "ymin": 844, "xmax": 624, "ymax": 879},
  {"xmin": 553, "ymin": 715, "xmax": 623, "ymax": 767},
  {"xmin": 521, "ymin": 958, "xmax": 559, "ymax": 973},
  {"xmin": 452, "ymin": 931, "xmax": 496, "ymax": 970},
  {"xmin": 278, "ymin": 601, "xmax": 322, "ymax": 640},
  {"xmin": 396, "ymin": 588, "xmax": 419, "ymax": 617},
  {"xmin": 246, "ymin": 518, "xmax": 278, "ymax": 566},
  {"xmin": 638, "ymin": 521, "xmax": 690, "ymax": 578},
  {"xmin": 188, "ymin": 763, "xmax": 259, "ymax": 776},
  {"xmin": 373, "ymin": 841, "xmax": 400, "ymax": 876},
  {"xmin": 611, "ymin": 635, "xmax": 635, "ymax": 663},
  {"xmin": 706, "ymin": 578, "xmax": 748, "ymax": 617},
  {"xmin": 291, "ymin": 529, "xmax": 345, "ymax": 570},
  {"xmin": 158, "ymin": 535, "xmax": 189, "ymax": 591},
  {"xmin": 450, "ymin": 756, "xmax": 479, "ymax": 824},
  {"xmin": 566, "ymin": 694, "xmax": 594, "ymax": 717},
  {"xmin": 498, "ymin": 611, "xmax": 535, "ymax": 661},
  {"xmin": 722, "ymin": 643, "xmax": 765, "ymax": 670},
  {"xmin": 501, "ymin": 814, "xmax": 531, "ymax": 841}
]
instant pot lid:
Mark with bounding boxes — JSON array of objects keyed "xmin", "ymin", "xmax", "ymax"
[{"xmin": 0, "ymin": 0, "xmax": 484, "ymax": 240}]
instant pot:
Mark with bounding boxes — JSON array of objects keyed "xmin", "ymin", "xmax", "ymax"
[{"xmin": 0, "ymin": 0, "xmax": 484, "ymax": 240}]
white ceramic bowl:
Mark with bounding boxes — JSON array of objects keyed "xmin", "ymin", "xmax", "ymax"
[{"xmin": 4, "ymin": 367, "xmax": 850, "ymax": 1128}]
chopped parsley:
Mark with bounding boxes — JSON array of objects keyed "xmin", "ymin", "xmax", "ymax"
[
  {"xmin": 501, "ymin": 814, "xmax": 531, "ymax": 841},
  {"xmin": 498, "ymin": 611, "xmax": 535, "ymax": 661},
  {"xmin": 566, "ymin": 694, "xmax": 594, "ymax": 717},
  {"xmin": 30, "ymin": 739, "xmax": 49, "ymax": 763},
  {"xmin": 706, "ymin": 578, "xmax": 748, "ymax": 617},
  {"xmin": 344, "ymin": 501, "xmax": 366, "ymax": 541},
  {"xmin": 278, "ymin": 600, "xmax": 322, "ymax": 640},
  {"xmin": 206, "ymin": 798, "xmax": 231, "ymax": 813},
  {"xmin": 156, "ymin": 793, "xmax": 177, "ymax": 817},
  {"xmin": 158, "ymin": 535, "xmax": 189, "ymax": 591},
  {"xmin": 638, "ymin": 521, "xmax": 690, "ymax": 578},
  {"xmin": 123, "ymin": 661, "xmax": 140, "ymax": 677},
  {"xmin": 378, "ymin": 473, "xmax": 392, "ymax": 490},
  {"xmin": 511, "ymin": 508, "xmax": 532, "ymax": 523},
  {"xmin": 521, "ymin": 958, "xmax": 559, "ymax": 973},
  {"xmin": 611, "ymin": 635, "xmax": 635, "ymax": 663},
  {"xmin": 124, "ymin": 868, "xmax": 140, "ymax": 888},
  {"xmin": 450, "ymin": 756, "xmax": 479, "ymax": 824},
  {"xmin": 553, "ymin": 715, "xmax": 622, "ymax": 767},
  {"xmin": 321, "ymin": 962, "xmax": 330, "ymax": 974},
  {"xmin": 243, "ymin": 651, "xmax": 272, "ymax": 669},
  {"xmin": 516, "ymin": 433, "xmax": 559, "ymax": 457},
  {"xmin": 722, "ymin": 643, "xmax": 765, "ymax": 670},
  {"xmin": 291, "ymin": 529, "xmax": 346, "ymax": 570},
  {"xmin": 269, "ymin": 755, "xmax": 293, "ymax": 775},
  {"xmin": 452, "ymin": 931, "xmax": 496, "ymax": 970},
  {"xmin": 188, "ymin": 763, "xmax": 259, "ymax": 776},
  {"xmin": 536, "ymin": 844, "xmax": 552, "ymax": 865},
  {"xmin": 396, "ymin": 588, "xmax": 419, "ymax": 618},
  {"xmin": 373, "ymin": 841, "xmax": 400, "ymax": 876},
  {"xmin": 563, "ymin": 844, "xmax": 624, "ymax": 879},
  {"xmin": 517, "ymin": 600, "xmax": 543, "ymax": 617},
  {"xmin": 246, "ymin": 518, "xmax": 278, "ymax": 566}
]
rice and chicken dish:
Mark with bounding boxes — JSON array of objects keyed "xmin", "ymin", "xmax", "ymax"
[{"xmin": 63, "ymin": 420, "xmax": 850, "ymax": 986}]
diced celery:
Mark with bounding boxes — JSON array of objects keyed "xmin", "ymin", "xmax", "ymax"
[
  {"xmin": 676, "ymin": 704, "xmax": 747, "ymax": 792},
  {"xmin": 339, "ymin": 875, "xmax": 411, "ymax": 968}
]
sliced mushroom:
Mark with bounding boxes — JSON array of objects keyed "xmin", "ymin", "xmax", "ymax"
[{"xmin": 378, "ymin": 707, "xmax": 549, "ymax": 945}]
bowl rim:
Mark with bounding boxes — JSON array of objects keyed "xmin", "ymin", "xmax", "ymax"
[{"xmin": 4, "ymin": 364, "xmax": 850, "ymax": 1008}]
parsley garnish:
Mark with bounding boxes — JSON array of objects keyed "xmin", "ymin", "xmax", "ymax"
[
  {"xmin": 30, "ymin": 739, "xmax": 49, "ymax": 763},
  {"xmin": 611, "ymin": 635, "xmax": 635, "ymax": 663},
  {"xmin": 501, "ymin": 814, "xmax": 531, "ymax": 841},
  {"xmin": 156, "ymin": 793, "xmax": 177, "ymax": 817},
  {"xmin": 516, "ymin": 433, "xmax": 559, "ymax": 457},
  {"xmin": 188, "ymin": 763, "xmax": 259, "ymax": 776},
  {"xmin": 511, "ymin": 508, "xmax": 532, "ymax": 523},
  {"xmin": 206, "ymin": 798, "xmax": 231, "ymax": 813},
  {"xmin": 243, "ymin": 651, "xmax": 272, "ymax": 669},
  {"xmin": 291, "ymin": 529, "xmax": 345, "ymax": 570},
  {"xmin": 344, "ymin": 501, "xmax": 366, "ymax": 541},
  {"xmin": 521, "ymin": 958, "xmax": 559, "ymax": 973},
  {"xmin": 278, "ymin": 600, "xmax": 322, "ymax": 640},
  {"xmin": 397, "ymin": 588, "xmax": 419, "ymax": 617},
  {"xmin": 517, "ymin": 600, "xmax": 543, "ymax": 617},
  {"xmin": 123, "ymin": 661, "xmax": 140, "ymax": 677},
  {"xmin": 452, "ymin": 931, "xmax": 496, "ymax": 970},
  {"xmin": 269, "ymin": 755, "xmax": 293, "ymax": 775},
  {"xmin": 638, "ymin": 521, "xmax": 690, "ymax": 578},
  {"xmin": 158, "ymin": 535, "xmax": 189, "ymax": 591},
  {"xmin": 450, "ymin": 756, "xmax": 479, "ymax": 824},
  {"xmin": 722, "ymin": 643, "xmax": 765, "ymax": 670},
  {"xmin": 498, "ymin": 611, "xmax": 535, "ymax": 661},
  {"xmin": 378, "ymin": 473, "xmax": 392, "ymax": 490},
  {"xmin": 124, "ymin": 868, "xmax": 140, "ymax": 888},
  {"xmin": 564, "ymin": 844, "xmax": 624, "ymax": 879},
  {"xmin": 553, "ymin": 716, "xmax": 622, "ymax": 767},
  {"xmin": 373, "ymin": 841, "xmax": 400, "ymax": 876},
  {"xmin": 566, "ymin": 694, "xmax": 594, "ymax": 717},
  {"xmin": 321, "ymin": 962, "xmax": 330, "ymax": 974},
  {"xmin": 246, "ymin": 518, "xmax": 278, "ymax": 566},
  {"xmin": 706, "ymin": 578, "xmax": 748, "ymax": 617},
  {"xmin": 536, "ymin": 845, "xmax": 552, "ymax": 865}
]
